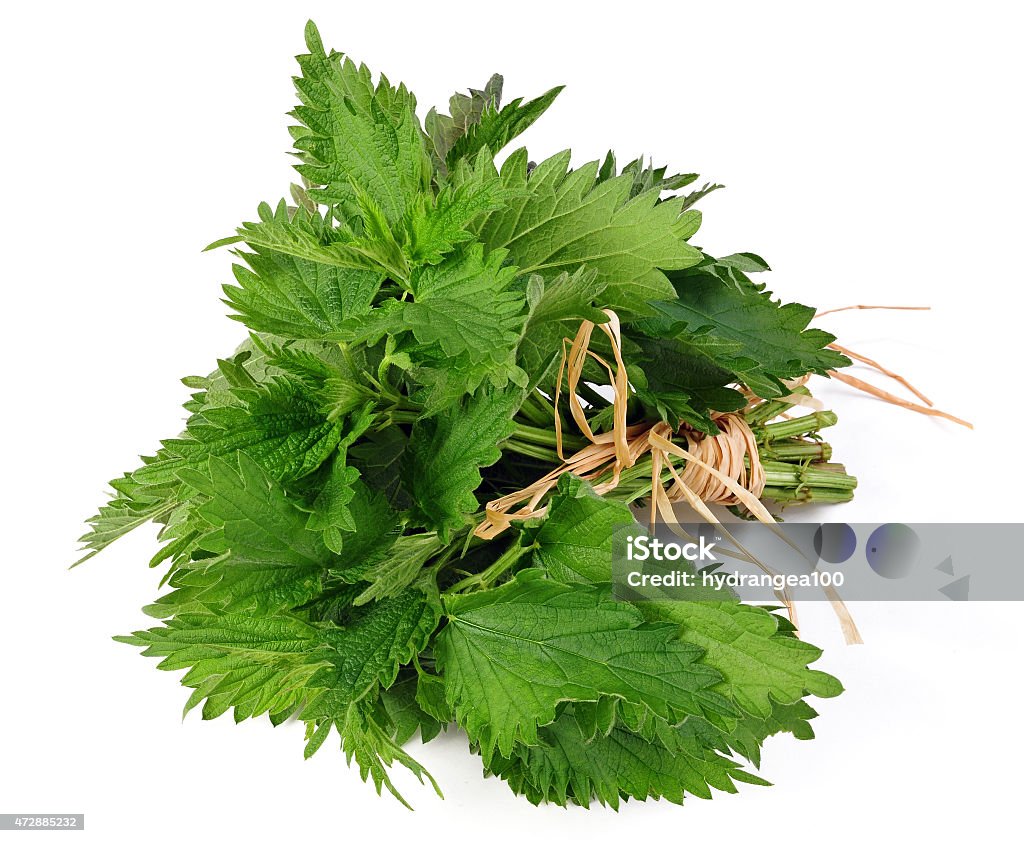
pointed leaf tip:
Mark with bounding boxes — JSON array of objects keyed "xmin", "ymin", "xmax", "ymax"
[{"xmin": 304, "ymin": 20, "xmax": 324, "ymax": 53}]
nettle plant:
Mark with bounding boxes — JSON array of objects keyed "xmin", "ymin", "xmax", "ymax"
[{"xmin": 81, "ymin": 21, "xmax": 881, "ymax": 808}]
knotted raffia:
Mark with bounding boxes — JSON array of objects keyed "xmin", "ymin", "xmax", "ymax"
[
  {"xmin": 675, "ymin": 413, "xmax": 766, "ymax": 504},
  {"xmin": 475, "ymin": 304, "xmax": 971, "ymax": 646},
  {"xmin": 474, "ymin": 311, "xmax": 774, "ymax": 542},
  {"xmin": 474, "ymin": 310, "xmax": 865, "ymax": 644}
]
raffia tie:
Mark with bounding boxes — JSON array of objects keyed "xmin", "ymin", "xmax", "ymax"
[
  {"xmin": 473, "ymin": 311, "xmax": 868, "ymax": 641},
  {"xmin": 474, "ymin": 311, "xmax": 772, "ymax": 542}
]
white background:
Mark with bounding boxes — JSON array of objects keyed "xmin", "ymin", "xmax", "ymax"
[{"xmin": 1, "ymin": 1, "xmax": 1021, "ymax": 840}]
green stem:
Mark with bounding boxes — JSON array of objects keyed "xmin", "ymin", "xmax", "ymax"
[
  {"xmin": 445, "ymin": 538, "xmax": 534, "ymax": 594},
  {"xmin": 742, "ymin": 387, "xmax": 812, "ymax": 426},
  {"xmin": 527, "ymin": 389, "xmax": 557, "ymax": 419},
  {"xmin": 760, "ymin": 460, "xmax": 858, "ymax": 490},
  {"xmin": 756, "ymin": 411, "xmax": 837, "ymax": 442},
  {"xmin": 511, "ymin": 422, "xmax": 588, "ymax": 452},
  {"xmin": 757, "ymin": 440, "xmax": 832, "ymax": 462},
  {"xmin": 576, "ymin": 380, "xmax": 612, "ymax": 409},
  {"xmin": 384, "ymin": 409, "xmax": 420, "ymax": 426},
  {"xmin": 760, "ymin": 486, "xmax": 855, "ymax": 504},
  {"xmin": 517, "ymin": 395, "xmax": 549, "ymax": 427},
  {"xmin": 503, "ymin": 438, "xmax": 562, "ymax": 462},
  {"xmin": 511, "ymin": 422, "xmax": 560, "ymax": 447}
]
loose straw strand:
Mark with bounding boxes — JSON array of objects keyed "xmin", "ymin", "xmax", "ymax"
[
  {"xmin": 816, "ymin": 303, "xmax": 971, "ymax": 428},
  {"xmin": 815, "ymin": 305, "xmax": 931, "ymax": 318},
  {"xmin": 827, "ymin": 369, "xmax": 972, "ymax": 429},
  {"xmin": 828, "ymin": 342, "xmax": 933, "ymax": 406}
]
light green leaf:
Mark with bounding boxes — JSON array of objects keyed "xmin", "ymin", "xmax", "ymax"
[
  {"xmin": 436, "ymin": 572, "xmax": 732, "ymax": 761},
  {"xmin": 403, "ymin": 387, "xmax": 522, "ymax": 537},
  {"xmin": 223, "ymin": 244, "xmax": 382, "ymax": 340},
  {"xmin": 131, "ymin": 376, "xmax": 342, "ymax": 489},
  {"xmin": 225, "ymin": 201, "xmax": 411, "ymax": 285},
  {"xmin": 311, "ymin": 698, "xmax": 441, "ymax": 809},
  {"xmin": 291, "ymin": 21, "xmax": 430, "ymax": 222},
  {"xmin": 352, "ymin": 533, "xmax": 444, "ymax": 606},
  {"xmin": 491, "ymin": 711, "xmax": 768, "ymax": 808},
  {"xmin": 403, "ymin": 155, "xmax": 512, "ymax": 265},
  {"xmin": 527, "ymin": 474, "xmax": 639, "ymax": 584},
  {"xmin": 517, "ymin": 268, "xmax": 608, "ymax": 389},
  {"xmin": 115, "ymin": 611, "xmax": 328, "ymax": 722},
  {"xmin": 403, "ymin": 245, "xmax": 526, "ymax": 362},
  {"xmin": 141, "ymin": 453, "xmax": 337, "ymax": 616},
  {"xmin": 475, "ymin": 149, "xmax": 703, "ymax": 314},
  {"xmin": 638, "ymin": 600, "xmax": 843, "ymax": 718}
]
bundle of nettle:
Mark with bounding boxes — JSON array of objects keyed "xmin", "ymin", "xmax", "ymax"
[{"xmin": 80, "ymin": 23, "xmax": 966, "ymax": 808}]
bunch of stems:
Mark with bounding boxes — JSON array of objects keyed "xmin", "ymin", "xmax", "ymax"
[{"xmin": 502, "ymin": 386, "xmax": 857, "ymax": 509}]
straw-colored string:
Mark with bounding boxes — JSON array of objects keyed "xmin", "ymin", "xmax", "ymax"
[
  {"xmin": 475, "ymin": 312, "xmax": 864, "ymax": 642},
  {"xmin": 815, "ymin": 305, "xmax": 972, "ymax": 428}
]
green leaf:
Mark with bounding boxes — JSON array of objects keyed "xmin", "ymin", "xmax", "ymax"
[
  {"xmin": 301, "ymin": 585, "xmax": 444, "ymax": 807},
  {"xmin": 291, "ymin": 21, "xmax": 430, "ymax": 222},
  {"xmin": 223, "ymin": 245, "xmax": 382, "ymax": 340},
  {"xmin": 320, "ymin": 478, "xmax": 402, "ymax": 574},
  {"xmin": 330, "ymin": 244, "xmax": 529, "ymax": 408},
  {"xmin": 305, "ymin": 586, "xmax": 442, "ymax": 719},
  {"xmin": 445, "ymin": 85, "xmax": 564, "ymax": 169},
  {"xmin": 599, "ymin": 152, "xmax": 701, "ymax": 199},
  {"xmin": 527, "ymin": 474, "xmax": 639, "ymax": 584},
  {"xmin": 403, "ymin": 154, "xmax": 512, "ymax": 265},
  {"xmin": 77, "ymin": 477, "xmax": 176, "ymax": 563},
  {"xmin": 226, "ymin": 201, "xmax": 411, "ymax": 285},
  {"xmin": 403, "ymin": 387, "xmax": 522, "ymax": 537},
  {"xmin": 115, "ymin": 611, "xmax": 328, "ymax": 722},
  {"xmin": 404, "ymin": 245, "xmax": 526, "ymax": 364},
  {"xmin": 637, "ymin": 600, "xmax": 843, "ymax": 718},
  {"xmin": 436, "ymin": 571, "xmax": 733, "ymax": 762},
  {"xmin": 380, "ymin": 672, "xmax": 445, "ymax": 744},
  {"xmin": 425, "ymin": 73, "xmax": 503, "ymax": 172},
  {"xmin": 644, "ymin": 266, "xmax": 850, "ymax": 396},
  {"xmin": 414, "ymin": 670, "xmax": 453, "ymax": 725},
  {"xmin": 475, "ymin": 149, "xmax": 703, "ymax": 315},
  {"xmin": 303, "ymin": 407, "xmax": 376, "ymax": 552},
  {"xmin": 490, "ymin": 711, "xmax": 768, "ymax": 808},
  {"xmin": 352, "ymin": 532, "xmax": 444, "ymax": 606},
  {"xmin": 132, "ymin": 375, "xmax": 342, "ymax": 490},
  {"xmin": 629, "ymin": 333, "xmax": 748, "ymax": 435},
  {"xmin": 305, "ymin": 457, "xmax": 360, "ymax": 553},
  {"xmin": 310, "ymin": 698, "xmax": 441, "ymax": 809},
  {"xmin": 348, "ymin": 426, "xmax": 409, "ymax": 507},
  {"xmin": 685, "ymin": 699, "xmax": 819, "ymax": 768},
  {"xmin": 716, "ymin": 252, "xmax": 771, "ymax": 273},
  {"xmin": 142, "ymin": 453, "xmax": 339, "ymax": 617},
  {"xmin": 517, "ymin": 268, "xmax": 608, "ymax": 389},
  {"xmin": 194, "ymin": 453, "xmax": 330, "ymax": 564}
]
